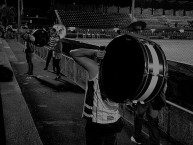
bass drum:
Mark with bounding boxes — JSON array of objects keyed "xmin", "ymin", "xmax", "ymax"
[
  {"xmin": 32, "ymin": 29, "xmax": 49, "ymax": 47},
  {"xmin": 53, "ymin": 24, "xmax": 66, "ymax": 39},
  {"xmin": 99, "ymin": 34, "xmax": 168, "ymax": 103}
]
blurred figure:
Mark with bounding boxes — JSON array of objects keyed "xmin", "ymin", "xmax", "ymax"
[
  {"xmin": 0, "ymin": 25, "xmax": 5, "ymax": 38},
  {"xmin": 113, "ymin": 24, "xmax": 121, "ymax": 35},
  {"xmin": 70, "ymin": 48, "xmax": 124, "ymax": 145},
  {"xmin": 44, "ymin": 28, "xmax": 58, "ymax": 71},
  {"xmin": 127, "ymin": 21, "xmax": 146, "ymax": 33},
  {"xmin": 22, "ymin": 30, "xmax": 35, "ymax": 75}
]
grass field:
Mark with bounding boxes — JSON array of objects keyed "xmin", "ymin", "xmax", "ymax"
[
  {"xmin": 76, "ymin": 38, "xmax": 193, "ymax": 110},
  {"xmin": 78, "ymin": 38, "xmax": 193, "ymax": 65}
]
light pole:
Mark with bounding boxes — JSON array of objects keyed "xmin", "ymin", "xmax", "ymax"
[
  {"xmin": 131, "ymin": 0, "xmax": 135, "ymax": 22},
  {"xmin": 17, "ymin": 0, "xmax": 21, "ymax": 40},
  {"xmin": 18, "ymin": 0, "xmax": 21, "ymax": 29}
]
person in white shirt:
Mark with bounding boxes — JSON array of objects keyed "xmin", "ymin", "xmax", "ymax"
[{"xmin": 70, "ymin": 48, "xmax": 124, "ymax": 145}]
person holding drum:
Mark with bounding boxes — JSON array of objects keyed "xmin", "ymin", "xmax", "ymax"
[
  {"xmin": 130, "ymin": 82, "xmax": 167, "ymax": 145},
  {"xmin": 126, "ymin": 21, "xmax": 168, "ymax": 145},
  {"xmin": 22, "ymin": 30, "xmax": 35, "ymax": 76},
  {"xmin": 44, "ymin": 28, "xmax": 58, "ymax": 72},
  {"xmin": 69, "ymin": 48, "xmax": 124, "ymax": 145}
]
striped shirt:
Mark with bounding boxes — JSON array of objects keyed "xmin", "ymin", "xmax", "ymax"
[
  {"xmin": 82, "ymin": 74, "xmax": 120, "ymax": 124},
  {"xmin": 48, "ymin": 35, "xmax": 57, "ymax": 50}
]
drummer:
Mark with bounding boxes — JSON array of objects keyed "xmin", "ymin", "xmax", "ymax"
[
  {"xmin": 129, "ymin": 22, "xmax": 168, "ymax": 145},
  {"xmin": 69, "ymin": 48, "xmax": 124, "ymax": 145}
]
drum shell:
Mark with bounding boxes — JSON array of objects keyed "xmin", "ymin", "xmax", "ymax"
[{"xmin": 99, "ymin": 34, "xmax": 168, "ymax": 103}]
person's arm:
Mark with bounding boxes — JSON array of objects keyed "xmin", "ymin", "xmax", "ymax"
[{"xmin": 70, "ymin": 48, "xmax": 105, "ymax": 79}]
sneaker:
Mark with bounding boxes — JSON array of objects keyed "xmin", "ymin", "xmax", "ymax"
[
  {"xmin": 28, "ymin": 73, "xmax": 33, "ymax": 76},
  {"xmin": 131, "ymin": 136, "xmax": 141, "ymax": 144},
  {"xmin": 55, "ymin": 76, "xmax": 61, "ymax": 80},
  {"xmin": 44, "ymin": 67, "xmax": 48, "ymax": 70}
]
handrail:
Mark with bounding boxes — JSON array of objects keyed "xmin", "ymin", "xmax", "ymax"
[
  {"xmin": 166, "ymin": 100, "xmax": 193, "ymax": 115},
  {"xmin": 41, "ymin": 45, "xmax": 193, "ymax": 115}
]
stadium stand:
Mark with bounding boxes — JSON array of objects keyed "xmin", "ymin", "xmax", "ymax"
[
  {"xmin": 53, "ymin": 9, "xmax": 193, "ymax": 40},
  {"xmin": 56, "ymin": 10, "xmax": 132, "ymax": 29}
]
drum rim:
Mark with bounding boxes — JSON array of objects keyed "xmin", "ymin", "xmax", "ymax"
[
  {"xmin": 132, "ymin": 40, "xmax": 168, "ymax": 103},
  {"xmin": 32, "ymin": 29, "xmax": 49, "ymax": 47}
]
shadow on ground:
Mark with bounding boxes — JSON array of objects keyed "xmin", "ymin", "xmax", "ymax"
[{"xmin": 33, "ymin": 75, "xmax": 85, "ymax": 93}]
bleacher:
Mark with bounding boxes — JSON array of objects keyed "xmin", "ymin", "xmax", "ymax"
[
  {"xmin": 54, "ymin": 10, "xmax": 193, "ymax": 40},
  {"xmin": 135, "ymin": 14, "xmax": 193, "ymax": 29},
  {"xmin": 56, "ymin": 10, "xmax": 132, "ymax": 29}
]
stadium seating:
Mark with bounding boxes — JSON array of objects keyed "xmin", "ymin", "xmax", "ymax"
[
  {"xmin": 56, "ymin": 10, "xmax": 132, "ymax": 29},
  {"xmin": 55, "ymin": 10, "xmax": 193, "ymax": 39},
  {"xmin": 135, "ymin": 14, "xmax": 193, "ymax": 29}
]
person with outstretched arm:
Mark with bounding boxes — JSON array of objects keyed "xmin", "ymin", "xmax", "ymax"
[{"xmin": 70, "ymin": 48, "xmax": 124, "ymax": 145}]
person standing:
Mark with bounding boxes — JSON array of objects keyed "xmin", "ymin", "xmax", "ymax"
[
  {"xmin": 127, "ymin": 21, "xmax": 168, "ymax": 145},
  {"xmin": 22, "ymin": 31, "xmax": 35, "ymax": 75},
  {"xmin": 69, "ymin": 48, "xmax": 124, "ymax": 145},
  {"xmin": 44, "ymin": 28, "xmax": 57, "ymax": 71},
  {"xmin": 130, "ymin": 82, "xmax": 167, "ymax": 145},
  {"xmin": 53, "ymin": 35, "xmax": 62, "ymax": 80}
]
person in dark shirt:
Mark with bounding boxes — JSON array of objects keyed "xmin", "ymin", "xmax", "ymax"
[
  {"xmin": 52, "ymin": 35, "xmax": 62, "ymax": 80},
  {"xmin": 22, "ymin": 31, "xmax": 35, "ymax": 75}
]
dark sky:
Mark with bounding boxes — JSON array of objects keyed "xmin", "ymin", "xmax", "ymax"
[
  {"xmin": 1, "ymin": 0, "xmax": 51, "ymax": 9},
  {"xmin": 1, "ymin": 0, "xmax": 193, "ymax": 10}
]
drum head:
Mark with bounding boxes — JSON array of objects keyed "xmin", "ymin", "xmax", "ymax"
[
  {"xmin": 32, "ymin": 29, "xmax": 49, "ymax": 47},
  {"xmin": 53, "ymin": 24, "xmax": 66, "ymax": 39},
  {"xmin": 99, "ymin": 34, "xmax": 145, "ymax": 103}
]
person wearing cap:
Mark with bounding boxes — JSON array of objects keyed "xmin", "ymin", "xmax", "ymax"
[
  {"xmin": 69, "ymin": 48, "xmax": 124, "ymax": 145},
  {"xmin": 22, "ymin": 31, "xmax": 35, "ymax": 75},
  {"xmin": 43, "ymin": 27, "xmax": 58, "ymax": 71}
]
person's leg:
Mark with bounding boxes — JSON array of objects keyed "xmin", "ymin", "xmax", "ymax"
[
  {"xmin": 55, "ymin": 59, "xmax": 61, "ymax": 79},
  {"xmin": 146, "ymin": 105, "xmax": 160, "ymax": 145},
  {"xmin": 132, "ymin": 103, "xmax": 148, "ymax": 144},
  {"xmin": 103, "ymin": 133, "xmax": 118, "ymax": 145},
  {"xmin": 57, "ymin": 59, "xmax": 61, "ymax": 76},
  {"xmin": 28, "ymin": 53, "xmax": 33, "ymax": 75},
  {"xmin": 44, "ymin": 50, "xmax": 53, "ymax": 70},
  {"xmin": 52, "ymin": 57, "xmax": 56, "ymax": 72},
  {"xmin": 85, "ymin": 121, "xmax": 103, "ymax": 145},
  {"xmin": 85, "ymin": 131, "xmax": 103, "ymax": 145},
  {"xmin": 26, "ymin": 53, "xmax": 30, "ymax": 74}
]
